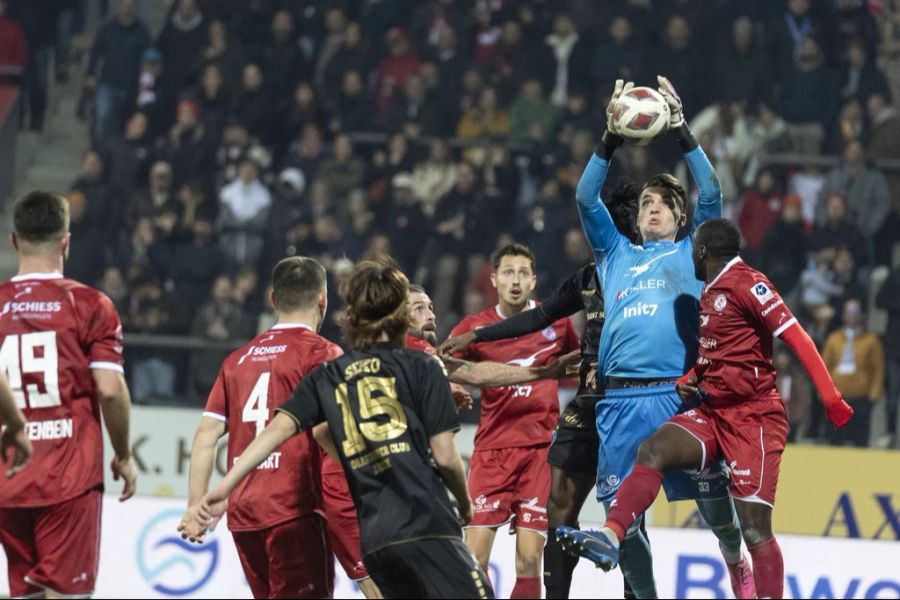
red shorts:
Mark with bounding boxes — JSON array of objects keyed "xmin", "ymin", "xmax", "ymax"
[
  {"xmin": 0, "ymin": 488, "xmax": 101, "ymax": 597},
  {"xmin": 467, "ymin": 446, "xmax": 550, "ymax": 534},
  {"xmin": 232, "ymin": 514, "xmax": 332, "ymax": 599},
  {"xmin": 668, "ymin": 393, "xmax": 788, "ymax": 506},
  {"xmin": 320, "ymin": 469, "xmax": 369, "ymax": 581}
]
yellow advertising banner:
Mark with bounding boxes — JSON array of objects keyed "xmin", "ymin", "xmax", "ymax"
[{"xmin": 650, "ymin": 445, "xmax": 900, "ymax": 540}]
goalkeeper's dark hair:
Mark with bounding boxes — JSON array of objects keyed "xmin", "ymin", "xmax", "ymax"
[
  {"xmin": 340, "ymin": 260, "xmax": 410, "ymax": 349},
  {"xmin": 695, "ymin": 219, "xmax": 741, "ymax": 261},
  {"xmin": 605, "ymin": 177, "xmax": 640, "ymax": 244},
  {"xmin": 643, "ymin": 173, "xmax": 687, "ymax": 216}
]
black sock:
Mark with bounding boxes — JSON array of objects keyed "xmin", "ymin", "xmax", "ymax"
[{"xmin": 544, "ymin": 533, "xmax": 580, "ymax": 599}]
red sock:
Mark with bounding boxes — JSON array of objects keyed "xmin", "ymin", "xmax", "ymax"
[
  {"xmin": 748, "ymin": 537, "xmax": 784, "ymax": 599},
  {"xmin": 605, "ymin": 464, "xmax": 664, "ymax": 541},
  {"xmin": 510, "ymin": 576, "xmax": 541, "ymax": 599}
]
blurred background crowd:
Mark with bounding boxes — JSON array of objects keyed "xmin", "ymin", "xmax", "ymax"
[{"xmin": 2, "ymin": 0, "xmax": 899, "ymax": 447}]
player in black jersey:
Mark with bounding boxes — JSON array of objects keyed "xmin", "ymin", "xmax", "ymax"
[
  {"xmin": 439, "ymin": 180, "xmax": 639, "ymax": 600},
  {"xmin": 192, "ymin": 261, "xmax": 494, "ymax": 599}
]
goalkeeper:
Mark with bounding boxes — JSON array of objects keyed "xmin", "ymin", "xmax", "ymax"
[{"xmin": 556, "ymin": 77, "xmax": 754, "ymax": 599}]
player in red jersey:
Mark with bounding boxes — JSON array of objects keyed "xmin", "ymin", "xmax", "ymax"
[
  {"xmin": 567, "ymin": 219, "xmax": 853, "ymax": 599},
  {"xmin": 0, "ymin": 371, "xmax": 32, "ymax": 477},
  {"xmin": 0, "ymin": 191, "xmax": 137, "ymax": 598},
  {"xmin": 180, "ymin": 256, "xmax": 381, "ymax": 599},
  {"xmin": 448, "ymin": 243, "xmax": 580, "ymax": 599}
]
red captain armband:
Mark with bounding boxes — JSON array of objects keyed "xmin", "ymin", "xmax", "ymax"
[{"xmin": 779, "ymin": 322, "xmax": 854, "ymax": 429}]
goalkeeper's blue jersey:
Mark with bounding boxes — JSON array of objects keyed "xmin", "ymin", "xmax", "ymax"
[{"xmin": 575, "ymin": 147, "xmax": 722, "ymax": 378}]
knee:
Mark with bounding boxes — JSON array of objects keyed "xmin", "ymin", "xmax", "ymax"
[
  {"xmin": 515, "ymin": 549, "xmax": 542, "ymax": 576},
  {"xmin": 741, "ymin": 520, "xmax": 773, "ymax": 547},
  {"xmin": 635, "ymin": 438, "xmax": 667, "ymax": 471}
]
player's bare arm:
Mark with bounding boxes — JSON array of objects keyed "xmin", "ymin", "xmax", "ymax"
[
  {"xmin": 197, "ymin": 412, "xmax": 299, "ymax": 532},
  {"xmin": 93, "ymin": 369, "xmax": 137, "ymax": 501},
  {"xmin": 443, "ymin": 350, "xmax": 580, "ymax": 387},
  {"xmin": 311, "ymin": 422, "xmax": 340, "ymax": 461},
  {"xmin": 429, "ymin": 430, "xmax": 472, "ymax": 525},
  {"xmin": 0, "ymin": 373, "xmax": 31, "ymax": 478},
  {"xmin": 437, "ymin": 331, "xmax": 477, "ymax": 356},
  {"xmin": 179, "ymin": 416, "xmax": 227, "ymax": 543}
]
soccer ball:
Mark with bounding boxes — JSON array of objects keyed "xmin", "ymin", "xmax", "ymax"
[{"xmin": 612, "ymin": 86, "xmax": 670, "ymax": 145}]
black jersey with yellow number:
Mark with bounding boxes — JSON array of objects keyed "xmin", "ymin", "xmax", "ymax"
[{"xmin": 277, "ymin": 342, "xmax": 462, "ymax": 556}]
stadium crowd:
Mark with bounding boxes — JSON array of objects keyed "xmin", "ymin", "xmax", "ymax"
[{"xmin": 2, "ymin": 0, "xmax": 899, "ymax": 446}]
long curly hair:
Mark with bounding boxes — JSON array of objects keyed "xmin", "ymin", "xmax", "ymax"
[
  {"xmin": 340, "ymin": 260, "xmax": 410, "ymax": 349},
  {"xmin": 605, "ymin": 177, "xmax": 641, "ymax": 244}
]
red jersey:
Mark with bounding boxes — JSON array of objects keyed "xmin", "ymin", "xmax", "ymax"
[
  {"xmin": 404, "ymin": 333, "xmax": 436, "ymax": 355},
  {"xmin": 450, "ymin": 302, "xmax": 580, "ymax": 449},
  {"xmin": 697, "ymin": 258, "xmax": 798, "ymax": 407},
  {"xmin": 0, "ymin": 273, "xmax": 123, "ymax": 507},
  {"xmin": 204, "ymin": 324, "xmax": 342, "ymax": 531}
]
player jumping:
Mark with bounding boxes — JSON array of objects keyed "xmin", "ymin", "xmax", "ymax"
[{"xmin": 565, "ymin": 219, "xmax": 853, "ymax": 600}]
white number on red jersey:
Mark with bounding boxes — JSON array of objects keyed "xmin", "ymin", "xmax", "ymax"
[
  {"xmin": 242, "ymin": 372, "xmax": 271, "ymax": 437},
  {"xmin": 0, "ymin": 332, "xmax": 62, "ymax": 409}
]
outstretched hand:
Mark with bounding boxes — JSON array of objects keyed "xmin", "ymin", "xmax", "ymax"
[
  {"xmin": 438, "ymin": 331, "xmax": 476, "ymax": 357},
  {"xmin": 675, "ymin": 370, "xmax": 699, "ymax": 402},
  {"xmin": 1, "ymin": 424, "xmax": 31, "ymax": 478},
  {"xmin": 657, "ymin": 75, "xmax": 685, "ymax": 129},
  {"xmin": 606, "ymin": 79, "xmax": 634, "ymax": 136}
]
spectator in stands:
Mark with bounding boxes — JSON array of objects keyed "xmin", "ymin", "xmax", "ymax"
[
  {"xmin": 130, "ymin": 160, "xmax": 176, "ymax": 224},
  {"xmin": 823, "ymin": 298, "xmax": 884, "ymax": 447},
  {"xmin": 834, "ymin": 0, "xmax": 880, "ymax": 60},
  {"xmin": 277, "ymin": 81, "xmax": 326, "ymax": 154},
  {"xmin": 191, "ymin": 274, "xmax": 244, "ymax": 396},
  {"xmin": 432, "ymin": 25, "xmax": 467, "ymax": 102},
  {"xmin": 831, "ymin": 246, "xmax": 868, "ymax": 314},
  {"xmin": 517, "ymin": 178, "xmax": 570, "ymax": 290},
  {"xmin": 170, "ymin": 216, "xmax": 224, "ymax": 306},
  {"xmin": 761, "ymin": 194, "xmax": 809, "ymax": 298},
  {"xmin": 457, "ymin": 86, "xmax": 509, "ymax": 149},
  {"xmin": 866, "ymin": 92, "xmax": 900, "ymax": 212},
  {"xmin": 772, "ymin": 36, "xmax": 838, "ymax": 154},
  {"xmin": 106, "ymin": 111, "xmax": 152, "ymax": 200},
  {"xmin": 738, "ymin": 169, "xmax": 783, "ymax": 266},
  {"xmin": 376, "ymin": 27, "xmax": 421, "ymax": 119},
  {"xmin": 411, "ymin": 137, "xmax": 458, "ymax": 215},
  {"xmin": 194, "ymin": 64, "xmax": 231, "ymax": 133},
  {"xmin": 767, "ymin": 0, "xmax": 829, "ymax": 82},
  {"xmin": 218, "ymin": 158, "xmax": 271, "ymax": 272},
  {"xmin": 157, "ymin": 0, "xmax": 205, "ymax": 99},
  {"xmin": 378, "ymin": 172, "xmax": 420, "ymax": 262},
  {"xmin": 132, "ymin": 48, "xmax": 166, "ymax": 138},
  {"xmin": 7, "ymin": 0, "xmax": 57, "ymax": 131},
  {"xmin": 321, "ymin": 21, "xmax": 367, "ymax": 101},
  {"xmin": 813, "ymin": 193, "xmax": 869, "ymax": 266},
  {"xmin": 316, "ymin": 133, "xmax": 365, "ymax": 206},
  {"xmin": 837, "ymin": 38, "xmax": 890, "ymax": 102},
  {"xmin": 649, "ymin": 14, "xmax": 703, "ymax": 113},
  {"xmin": 816, "ymin": 140, "xmax": 890, "ymax": 238},
  {"xmin": 260, "ymin": 9, "xmax": 307, "ymax": 100},
  {"xmin": 192, "ymin": 18, "xmax": 243, "ymax": 91},
  {"xmin": 876, "ymin": 263, "xmax": 900, "ymax": 448},
  {"xmin": 801, "ymin": 249, "xmax": 844, "ymax": 316},
  {"xmin": 233, "ymin": 63, "xmax": 269, "ymax": 142},
  {"xmin": 825, "ymin": 96, "xmax": 866, "ymax": 155},
  {"xmin": 329, "ymin": 69, "xmax": 369, "ymax": 135},
  {"xmin": 538, "ymin": 13, "xmax": 590, "ymax": 108},
  {"xmin": 0, "ymin": 0, "xmax": 27, "ymax": 86},
  {"xmin": 382, "ymin": 73, "xmax": 442, "ymax": 134},
  {"xmin": 312, "ymin": 5, "xmax": 347, "ymax": 96},
  {"xmin": 717, "ymin": 15, "xmax": 768, "ymax": 106},
  {"xmin": 232, "ymin": 267, "xmax": 261, "ymax": 338},
  {"xmin": 508, "ymin": 77, "xmax": 557, "ymax": 153},
  {"xmin": 85, "ymin": 0, "xmax": 150, "ymax": 143},
  {"xmin": 160, "ymin": 99, "xmax": 214, "ymax": 188},
  {"xmin": 742, "ymin": 102, "xmax": 791, "ymax": 186},
  {"xmin": 590, "ymin": 15, "xmax": 642, "ymax": 94}
]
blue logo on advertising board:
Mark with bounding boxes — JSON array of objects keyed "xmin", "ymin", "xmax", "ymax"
[{"xmin": 136, "ymin": 509, "xmax": 219, "ymax": 596}]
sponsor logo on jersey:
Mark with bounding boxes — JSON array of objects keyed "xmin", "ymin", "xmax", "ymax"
[
  {"xmin": 615, "ymin": 279, "xmax": 667, "ymax": 301},
  {"xmin": 628, "ymin": 249, "xmax": 680, "ymax": 277},
  {"xmin": 236, "ymin": 344, "xmax": 288, "ymax": 365},
  {"xmin": 761, "ymin": 298, "xmax": 784, "ymax": 316},
  {"xmin": 542, "ymin": 326, "xmax": 557, "ymax": 341},
  {"xmin": 474, "ymin": 495, "xmax": 501, "ymax": 512},
  {"xmin": 623, "ymin": 302, "xmax": 658, "ymax": 319},
  {"xmin": 751, "ymin": 282, "xmax": 775, "ymax": 305},
  {"xmin": 699, "ymin": 337, "xmax": 717, "ymax": 350},
  {"xmin": 728, "ymin": 460, "xmax": 752, "ymax": 477},
  {"xmin": 599, "ymin": 474, "xmax": 621, "ymax": 495},
  {"xmin": 506, "ymin": 344, "xmax": 557, "ymax": 367},
  {"xmin": 0, "ymin": 300, "xmax": 63, "ymax": 318},
  {"xmin": 714, "ymin": 294, "xmax": 728, "ymax": 312},
  {"xmin": 700, "ymin": 314, "xmax": 710, "ymax": 327}
]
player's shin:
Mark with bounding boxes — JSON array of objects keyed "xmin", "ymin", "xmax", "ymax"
[
  {"xmin": 605, "ymin": 465, "xmax": 664, "ymax": 540},
  {"xmin": 544, "ymin": 535, "xmax": 580, "ymax": 599},
  {"xmin": 619, "ymin": 516, "xmax": 658, "ymax": 600},
  {"xmin": 748, "ymin": 537, "xmax": 784, "ymax": 599},
  {"xmin": 695, "ymin": 496, "xmax": 743, "ymax": 563}
]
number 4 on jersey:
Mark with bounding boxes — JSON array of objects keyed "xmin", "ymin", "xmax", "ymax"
[{"xmin": 242, "ymin": 372, "xmax": 271, "ymax": 437}]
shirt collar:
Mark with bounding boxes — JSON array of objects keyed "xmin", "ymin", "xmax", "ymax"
[
  {"xmin": 11, "ymin": 272, "xmax": 64, "ymax": 282},
  {"xmin": 708, "ymin": 257, "xmax": 743, "ymax": 288}
]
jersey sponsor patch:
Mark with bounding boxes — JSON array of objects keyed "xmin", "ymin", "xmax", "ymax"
[
  {"xmin": 541, "ymin": 326, "xmax": 557, "ymax": 341},
  {"xmin": 750, "ymin": 282, "xmax": 775, "ymax": 305}
]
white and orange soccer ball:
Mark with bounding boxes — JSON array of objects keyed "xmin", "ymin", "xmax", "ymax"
[{"xmin": 611, "ymin": 86, "xmax": 670, "ymax": 145}]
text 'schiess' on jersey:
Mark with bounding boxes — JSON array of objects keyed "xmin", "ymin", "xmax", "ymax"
[
  {"xmin": 203, "ymin": 323, "xmax": 343, "ymax": 531},
  {"xmin": 277, "ymin": 344, "xmax": 462, "ymax": 555},
  {"xmin": 0, "ymin": 273, "xmax": 124, "ymax": 507},
  {"xmin": 450, "ymin": 303, "xmax": 581, "ymax": 450},
  {"xmin": 697, "ymin": 258, "xmax": 798, "ymax": 406}
]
